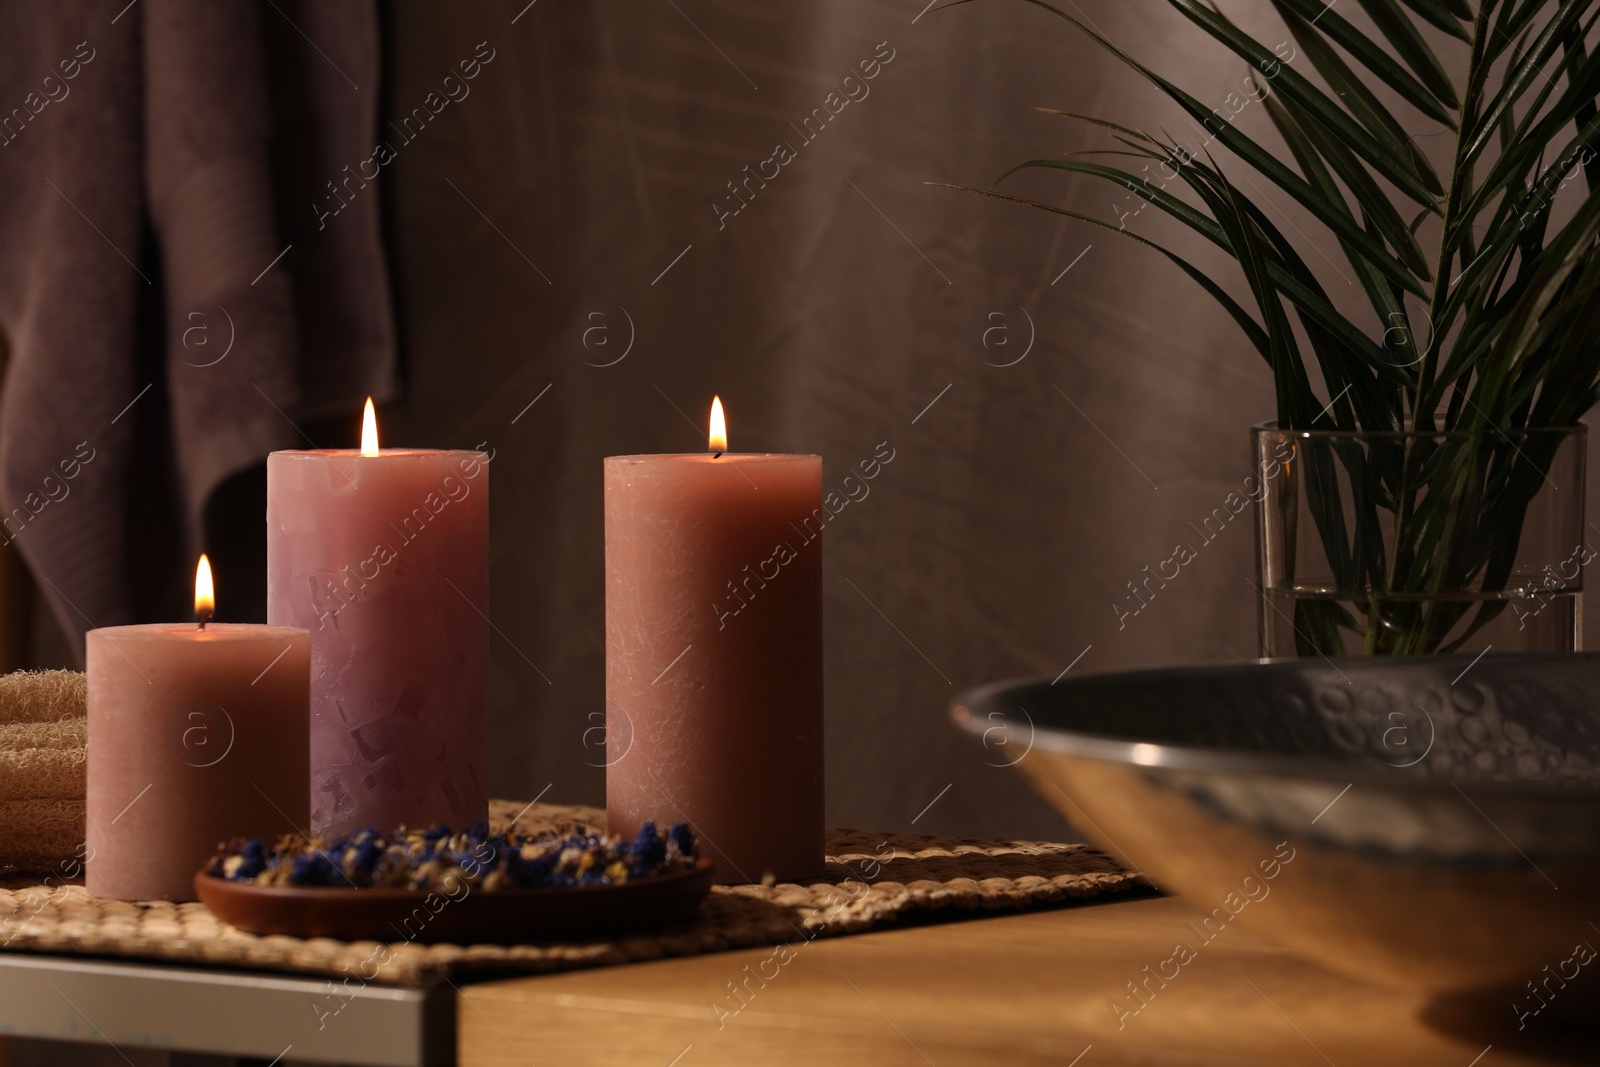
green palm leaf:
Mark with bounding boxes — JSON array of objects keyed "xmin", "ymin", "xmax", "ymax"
[{"xmin": 946, "ymin": 0, "xmax": 1600, "ymax": 654}]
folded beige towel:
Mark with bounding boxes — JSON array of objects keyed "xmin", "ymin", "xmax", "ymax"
[{"xmin": 0, "ymin": 670, "xmax": 87, "ymax": 871}]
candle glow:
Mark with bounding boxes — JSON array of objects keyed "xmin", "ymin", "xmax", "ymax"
[
  {"xmin": 194, "ymin": 554, "xmax": 215, "ymax": 626},
  {"xmin": 361, "ymin": 397, "xmax": 379, "ymax": 457},
  {"xmin": 709, "ymin": 395, "xmax": 727, "ymax": 456}
]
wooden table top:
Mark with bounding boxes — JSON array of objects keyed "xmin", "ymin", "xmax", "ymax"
[{"xmin": 458, "ymin": 893, "xmax": 1600, "ymax": 1067}]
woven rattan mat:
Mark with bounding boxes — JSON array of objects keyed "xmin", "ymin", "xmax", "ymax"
[{"xmin": 0, "ymin": 800, "xmax": 1148, "ymax": 987}]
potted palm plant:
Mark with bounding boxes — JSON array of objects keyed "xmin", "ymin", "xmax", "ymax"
[{"xmin": 944, "ymin": 0, "xmax": 1600, "ymax": 656}]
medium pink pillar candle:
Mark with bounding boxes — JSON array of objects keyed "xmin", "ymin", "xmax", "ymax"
[
  {"xmin": 87, "ymin": 560, "xmax": 310, "ymax": 901},
  {"xmin": 267, "ymin": 401, "xmax": 489, "ymax": 837},
  {"xmin": 605, "ymin": 398, "xmax": 824, "ymax": 884}
]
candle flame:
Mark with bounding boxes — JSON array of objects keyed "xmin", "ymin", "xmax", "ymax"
[
  {"xmin": 360, "ymin": 397, "xmax": 379, "ymax": 456},
  {"xmin": 195, "ymin": 554, "xmax": 215, "ymax": 626},
  {"xmin": 709, "ymin": 395, "xmax": 727, "ymax": 456}
]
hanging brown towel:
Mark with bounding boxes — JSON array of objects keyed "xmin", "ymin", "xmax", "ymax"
[{"xmin": 0, "ymin": 0, "xmax": 396, "ymax": 654}]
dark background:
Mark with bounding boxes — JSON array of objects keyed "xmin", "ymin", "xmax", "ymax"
[
  {"xmin": 26, "ymin": 0, "xmax": 1596, "ymax": 841},
  {"xmin": 371, "ymin": 0, "xmax": 1277, "ymax": 842}
]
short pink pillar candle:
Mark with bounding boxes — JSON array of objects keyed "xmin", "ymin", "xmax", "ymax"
[
  {"xmin": 267, "ymin": 401, "xmax": 489, "ymax": 837},
  {"xmin": 86, "ymin": 558, "xmax": 310, "ymax": 902},
  {"xmin": 604, "ymin": 398, "xmax": 824, "ymax": 884}
]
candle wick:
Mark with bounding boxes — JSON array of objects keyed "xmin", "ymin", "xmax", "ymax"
[
  {"xmin": 713, "ymin": 451, "xmax": 723, "ymax": 459},
  {"xmin": 196, "ymin": 611, "xmax": 212, "ymax": 631}
]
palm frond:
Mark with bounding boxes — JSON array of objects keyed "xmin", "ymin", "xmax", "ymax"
[{"xmin": 950, "ymin": 0, "xmax": 1600, "ymax": 653}]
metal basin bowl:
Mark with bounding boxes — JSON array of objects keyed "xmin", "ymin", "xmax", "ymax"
[{"xmin": 952, "ymin": 654, "xmax": 1600, "ymax": 1000}]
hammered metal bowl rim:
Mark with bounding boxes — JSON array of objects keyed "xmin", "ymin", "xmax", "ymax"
[{"xmin": 951, "ymin": 653, "xmax": 1600, "ymax": 801}]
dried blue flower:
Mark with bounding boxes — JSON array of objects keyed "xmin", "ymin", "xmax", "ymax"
[
  {"xmin": 349, "ymin": 838, "xmax": 383, "ymax": 878},
  {"xmin": 241, "ymin": 839, "xmax": 267, "ymax": 877},
  {"xmin": 290, "ymin": 852, "xmax": 340, "ymax": 887},
  {"xmin": 207, "ymin": 816, "xmax": 696, "ymax": 892},
  {"xmin": 628, "ymin": 821, "xmax": 667, "ymax": 878}
]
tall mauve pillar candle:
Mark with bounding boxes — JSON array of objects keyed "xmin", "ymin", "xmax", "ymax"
[
  {"xmin": 267, "ymin": 400, "xmax": 489, "ymax": 837},
  {"xmin": 605, "ymin": 398, "xmax": 824, "ymax": 884}
]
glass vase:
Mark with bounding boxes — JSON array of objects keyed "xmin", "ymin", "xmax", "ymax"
[{"xmin": 1253, "ymin": 423, "xmax": 1586, "ymax": 658}]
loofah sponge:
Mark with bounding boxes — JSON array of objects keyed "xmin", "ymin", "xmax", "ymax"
[
  {"xmin": 0, "ymin": 669, "xmax": 86, "ymax": 726},
  {"xmin": 0, "ymin": 670, "xmax": 87, "ymax": 871},
  {"xmin": 0, "ymin": 718, "xmax": 86, "ymax": 801},
  {"xmin": 0, "ymin": 799, "xmax": 86, "ymax": 871}
]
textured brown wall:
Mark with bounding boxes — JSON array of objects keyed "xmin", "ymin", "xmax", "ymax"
[{"xmin": 373, "ymin": 0, "xmax": 1582, "ymax": 840}]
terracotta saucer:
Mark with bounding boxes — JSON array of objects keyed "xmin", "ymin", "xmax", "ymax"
[{"xmin": 194, "ymin": 857, "xmax": 716, "ymax": 944}]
